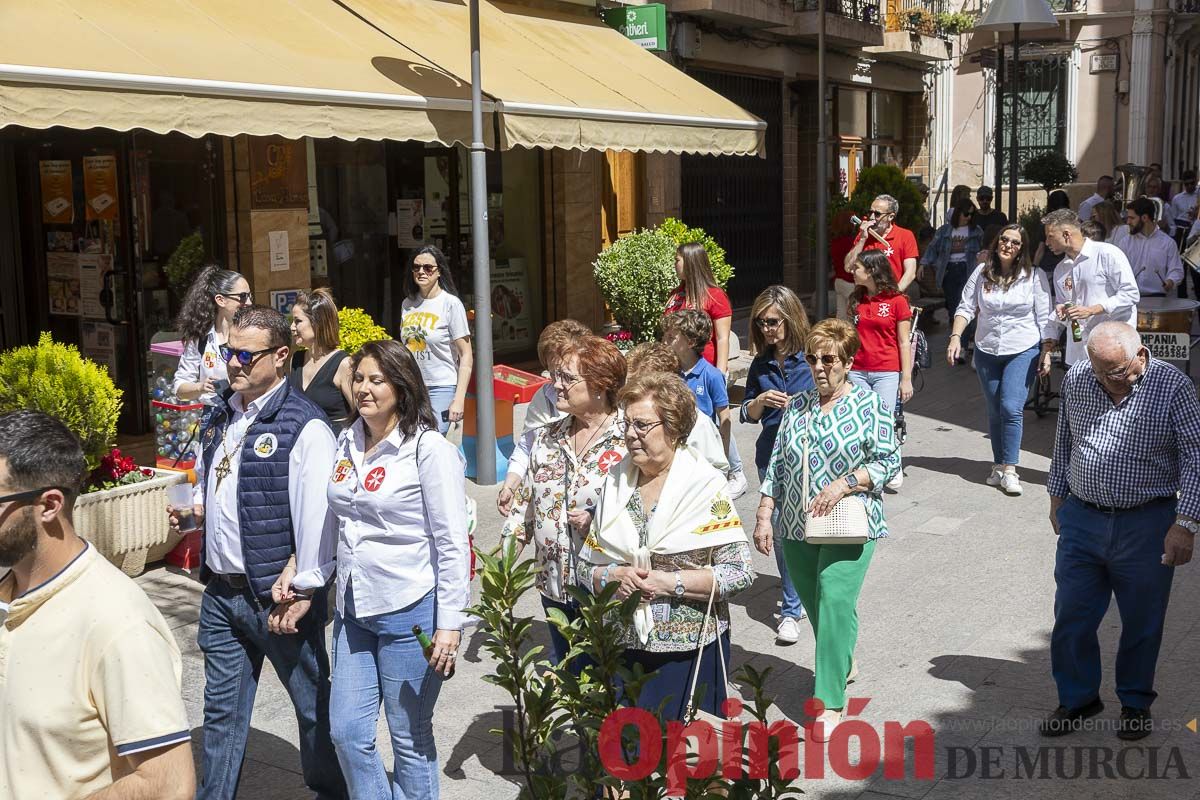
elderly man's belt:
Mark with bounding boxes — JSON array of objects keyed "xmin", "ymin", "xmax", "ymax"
[{"xmin": 1071, "ymin": 494, "xmax": 1175, "ymax": 514}]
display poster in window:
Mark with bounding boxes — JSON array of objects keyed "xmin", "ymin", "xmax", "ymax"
[
  {"xmin": 249, "ymin": 137, "xmax": 308, "ymax": 209},
  {"xmin": 39, "ymin": 160, "xmax": 74, "ymax": 224},
  {"xmin": 47, "ymin": 252, "xmax": 81, "ymax": 316},
  {"xmin": 78, "ymin": 254, "xmax": 108, "ymax": 319},
  {"xmin": 396, "ymin": 199, "xmax": 426, "ymax": 248},
  {"xmin": 490, "ymin": 259, "xmax": 532, "ymax": 353},
  {"xmin": 82, "ymin": 155, "xmax": 119, "ymax": 221},
  {"xmin": 81, "ymin": 321, "xmax": 117, "ymax": 377}
]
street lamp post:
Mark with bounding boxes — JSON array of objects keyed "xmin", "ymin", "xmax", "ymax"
[{"xmin": 975, "ymin": 0, "xmax": 1059, "ymax": 222}]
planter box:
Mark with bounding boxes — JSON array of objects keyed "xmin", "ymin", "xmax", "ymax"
[{"xmin": 75, "ymin": 469, "xmax": 188, "ymax": 576}]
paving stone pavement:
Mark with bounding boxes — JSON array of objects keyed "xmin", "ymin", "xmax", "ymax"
[{"xmin": 137, "ymin": 334, "xmax": 1200, "ymax": 799}]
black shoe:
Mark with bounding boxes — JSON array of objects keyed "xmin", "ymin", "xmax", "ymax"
[
  {"xmin": 1117, "ymin": 707, "xmax": 1152, "ymax": 741},
  {"xmin": 1039, "ymin": 697, "xmax": 1104, "ymax": 737}
]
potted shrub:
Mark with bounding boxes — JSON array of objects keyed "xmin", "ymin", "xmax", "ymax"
[
  {"xmin": 1022, "ymin": 151, "xmax": 1079, "ymax": 199},
  {"xmin": 937, "ymin": 10, "xmax": 977, "ymax": 35},
  {"xmin": 0, "ymin": 333, "xmax": 186, "ymax": 575},
  {"xmin": 338, "ymin": 307, "xmax": 391, "ymax": 354}
]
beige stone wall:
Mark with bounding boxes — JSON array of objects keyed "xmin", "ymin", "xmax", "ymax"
[{"xmin": 543, "ymin": 149, "xmax": 606, "ymax": 330}]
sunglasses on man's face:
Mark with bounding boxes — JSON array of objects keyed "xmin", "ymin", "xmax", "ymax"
[
  {"xmin": 220, "ymin": 345, "xmax": 279, "ymax": 366},
  {"xmin": 804, "ymin": 354, "xmax": 841, "ymax": 367}
]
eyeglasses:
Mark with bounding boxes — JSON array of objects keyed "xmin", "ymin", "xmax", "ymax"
[
  {"xmin": 755, "ymin": 317, "xmax": 784, "ymax": 330},
  {"xmin": 804, "ymin": 354, "xmax": 841, "ymax": 367},
  {"xmin": 412, "ymin": 263, "xmax": 439, "ymax": 275},
  {"xmin": 1094, "ymin": 350, "xmax": 1143, "ymax": 382},
  {"xmin": 997, "ymin": 237, "xmax": 1023, "ymax": 248},
  {"xmin": 867, "ymin": 210, "xmax": 890, "ymax": 219},
  {"xmin": 619, "ymin": 418, "xmax": 665, "ymax": 437},
  {"xmin": 551, "ymin": 369, "xmax": 583, "ymax": 389},
  {"xmin": 0, "ymin": 486, "xmax": 66, "ymax": 507},
  {"xmin": 220, "ymin": 345, "xmax": 279, "ymax": 366},
  {"xmin": 219, "ymin": 292, "xmax": 253, "ymax": 305}
]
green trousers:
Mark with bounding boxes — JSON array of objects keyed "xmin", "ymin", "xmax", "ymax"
[{"xmin": 781, "ymin": 537, "xmax": 877, "ymax": 711}]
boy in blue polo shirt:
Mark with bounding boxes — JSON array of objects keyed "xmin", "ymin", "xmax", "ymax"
[{"xmin": 662, "ymin": 310, "xmax": 747, "ymax": 497}]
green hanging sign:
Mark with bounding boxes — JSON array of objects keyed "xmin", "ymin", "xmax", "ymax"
[{"xmin": 602, "ymin": 4, "xmax": 668, "ymax": 52}]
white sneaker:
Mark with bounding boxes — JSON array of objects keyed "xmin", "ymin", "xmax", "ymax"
[
  {"xmin": 810, "ymin": 709, "xmax": 842, "ymax": 743},
  {"xmin": 886, "ymin": 471, "xmax": 904, "ymax": 490},
  {"xmin": 726, "ymin": 470, "xmax": 749, "ymax": 500},
  {"xmin": 986, "ymin": 466, "xmax": 1003, "ymax": 486},
  {"xmin": 776, "ymin": 616, "xmax": 801, "ymax": 644},
  {"xmin": 1000, "ymin": 471, "xmax": 1023, "ymax": 496},
  {"xmin": 846, "ymin": 658, "xmax": 859, "ymax": 685}
]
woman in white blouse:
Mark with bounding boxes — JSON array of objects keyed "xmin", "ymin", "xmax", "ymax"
[
  {"xmin": 172, "ymin": 264, "xmax": 252, "ymax": 405},
  {"xmin": 321, "ymin": 339, "xmax": 471, "ymax": 800},
  {"xmin": 947, "ymin": 224, "xmax": 1057, "ymax": 496}
]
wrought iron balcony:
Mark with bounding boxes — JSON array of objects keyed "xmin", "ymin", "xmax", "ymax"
[
  {"xmin": 795, "ymin": 0, "xmax": 884, "ymax": 26},
  {"xmin": 885, "ymin": 0, "xmax": 947, "ymax": 36},
  {"xmin": 1177, "ymin": 0, "xmax": 1200, "ymax": 13}
]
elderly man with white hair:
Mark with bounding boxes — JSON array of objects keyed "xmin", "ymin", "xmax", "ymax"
[{"xmin": 1044, "ymin": 321, "xmax": 1200, "ymax": 741}]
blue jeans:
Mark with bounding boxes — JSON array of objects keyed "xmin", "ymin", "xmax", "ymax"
[
  {"xmin": 196, "ymin": 579, "xmax": 346, "ymax": 800},
  {"xmin": 941, "ymin": 261, "xmax": 977, "ymax": 347},
  {"xmin": 1051, "ymin": 496, "xmax": 1177, "ymax": 711},
  {"xmin": 849, "ymin": 370, "xmax": 900, "ymax": 416},
  {"xmin": 973, "ymin": 345, "xmax": 1040, "ymax": 465},
  {"xmin": 427, "ymin": 384, "xmax": 456, "ymax": 434},
  {"xmin": 759, "ymin": 467, "xmax": 803, "ymax": 619},
  {"xmin": 330, "ymin": 586, "xmax": 443, "ymax": 800}
]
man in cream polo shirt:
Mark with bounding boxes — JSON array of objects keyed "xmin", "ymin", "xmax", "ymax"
[{"xmin": 0, "ymin": 411, "xmax": 193, "ymax": 800}]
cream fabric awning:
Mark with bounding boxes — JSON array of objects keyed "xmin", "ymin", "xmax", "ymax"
[
  {"xmin": 0, "ymin": 0, "xmax": 487, "ymax": 146},
  {"xmin": 0, "ymin": 0, "xmax": 764, "ymax": 157},
  {"xmin": 346, "ymin": 0, "xmax": 766, "ymax": 156}
]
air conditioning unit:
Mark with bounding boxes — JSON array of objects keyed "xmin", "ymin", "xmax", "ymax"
[{"xmin": 674, "ymin": 20, "xmax": 700, "ymax": 59}]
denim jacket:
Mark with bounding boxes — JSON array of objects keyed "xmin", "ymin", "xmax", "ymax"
[{"xmin": 921, "ymin": 223, "xmax": 983, "ymax": 285}]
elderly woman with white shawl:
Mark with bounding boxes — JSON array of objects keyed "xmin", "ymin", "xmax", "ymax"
[{"xmin": 578, "ymin": 372, "xmax": 755, "ymax": 721}]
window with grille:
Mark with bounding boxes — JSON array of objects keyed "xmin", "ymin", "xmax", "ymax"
[{"xmin": 998, "ymin": 53, "xmax": 1070, "ymax": 184}]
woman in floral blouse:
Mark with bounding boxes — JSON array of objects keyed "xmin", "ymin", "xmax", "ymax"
[
  {"xmin": 580, "ymin": 372, "xmax": 754, "ymax": 722},
  {"xmin": 501, "ymin": 335, "xmax": 628, "ymax": 665},
  {"xmin": 754, "ymin": 318, "xmax": 900, "ymax": 741}
]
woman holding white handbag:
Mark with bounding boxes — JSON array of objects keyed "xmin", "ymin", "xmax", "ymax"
[
  {"xmin": 753, "ymin": 318, "xmax": 900, "ymax": 740},
  {"xmin": 578, "ymin": 371, "xmax": 755, "ymax": 722}
]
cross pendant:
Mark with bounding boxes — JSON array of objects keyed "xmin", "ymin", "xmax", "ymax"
[{"xmin": 214, "ymin": 455, "xmax": 232, "ymax": 487}]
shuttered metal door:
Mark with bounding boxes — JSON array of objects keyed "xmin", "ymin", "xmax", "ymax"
[{"xmin": 681, "ymin": 69, "xmax": 783, "ymax": 307}]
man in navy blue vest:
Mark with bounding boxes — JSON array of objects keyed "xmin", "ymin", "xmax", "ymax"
[{"xmin": 182, "ymin": 305, "xmax": 346, "ymax": 800}]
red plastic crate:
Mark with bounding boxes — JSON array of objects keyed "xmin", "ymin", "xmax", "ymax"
[{"xmin": 468, "ymin": 365, "xmax": 550, "ymax": 404}]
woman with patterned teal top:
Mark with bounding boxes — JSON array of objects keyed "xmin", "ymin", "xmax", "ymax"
[
  {"xmin": 754, "ymin": 318, "xmax": 900, "ymax": 741},
  {"xmin": 578, "ymin": 372, "xmax": 755, "ymax": 722}
]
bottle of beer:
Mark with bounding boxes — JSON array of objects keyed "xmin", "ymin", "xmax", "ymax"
[
  {"xmin": 413, "ymin": 625, "xmax": 454, "ymax": 678},
  {"xmin": 1063, "ymin": 302, "xmax": 1084, "ymax": 342}
]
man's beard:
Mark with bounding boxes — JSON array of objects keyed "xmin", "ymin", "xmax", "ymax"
[
  {"xmin": 1133, "ymin": 220, "xmax": 1147, "ymax": 236},
  {"xmin": 0, "ymin": 507, "xmax": 37, "ymax": 567}
]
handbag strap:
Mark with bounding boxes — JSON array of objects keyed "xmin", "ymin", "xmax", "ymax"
[{"xmin": 684, "ymin": 560, "xmax": 731, "ymax": 722}]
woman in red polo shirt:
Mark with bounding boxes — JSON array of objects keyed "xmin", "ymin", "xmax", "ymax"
[
  {"xmin": 663, "ymin": 243, "xmax": 733, "ymax": 374},
  {"xmin": 848, "ymin": 249, "xmax": 913, "ymax": 490}
]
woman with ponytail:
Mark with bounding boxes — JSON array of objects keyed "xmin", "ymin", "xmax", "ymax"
[{"xmin": 172, "ymin": 264, "xmax": 251, "ymax": 404}]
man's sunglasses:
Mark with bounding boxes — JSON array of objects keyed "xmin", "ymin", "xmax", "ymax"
[
  {"xmin": 219, "ymin": 345, "xmax": 280, "ymax": 366},
  {"xmin": 218, "ymin": 292, "xmax": 253, "ymax": 305},
  {"xmin": 804, "ymin": 354, "xmax": 841, "ymax": 367},
  {"xmin": 0, "ymin": 486, "xmax": 67, "ymax": 506}
]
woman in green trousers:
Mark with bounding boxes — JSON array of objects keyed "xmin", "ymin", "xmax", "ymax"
[{"xmin": 754, "ymin": 318, "xmax": 900, "ymax": 741}]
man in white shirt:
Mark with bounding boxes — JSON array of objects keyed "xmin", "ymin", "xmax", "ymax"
[
  {"xmin": 1043, "ymin": 209, "xmax": 1140, "ymax": 366},
  {"xmin": 1118, "ymin": 197, "xmax": 1185, "ymax": 297},
  {"xmin": 1169, "ymin": 170, "xmax": 1198, "ymax": 236},
  {"xmin": 178, "ymin": 305, "xmax": 346, "ymax": 800},
  {"xmin": 1077, "ymin": 175, "xmax": 1114, "ymax": 224}
]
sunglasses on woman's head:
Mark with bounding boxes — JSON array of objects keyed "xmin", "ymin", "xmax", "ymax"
[
  {"xmin": 804, "ymin": 354, "xmax": 841, "ymax": 366},
  {"xmin": 219, "ymin": 345, "xmax": 278, "ymax": 366}
]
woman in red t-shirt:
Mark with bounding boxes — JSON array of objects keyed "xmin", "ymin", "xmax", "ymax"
[
  {"xmin": 663, "ymin": 243, "xmax": 733, "ymax": 373},
  {"xmin": 848, "ymin": 249, "xmax": 913, "ymax": 490}
]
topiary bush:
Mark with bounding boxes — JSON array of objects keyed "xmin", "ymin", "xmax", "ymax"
[
  {"xmin": 337, "ymin": 307, "xmax": 390, "ymax": 354},
  {"xmin": 0, "ymin": 332, "xmax": 122, "ymax": 470},
  {"xmin": 655, "ymin": 217, "xmax": 733, "ymax": 289},
  {"xmin": 1022, "ymin": 151, "xmax": 1078, "ymax": 195},
  {"xmin": 592, "ymin": 228, "xmax": 679, "ymax": 343},
  {"xmin": 162, "ymin": 232, "xmax": 205, "ymax": 300},
  {"xmin": 849, "ymin": 165, "xmax": 928, "ymax": 234}
]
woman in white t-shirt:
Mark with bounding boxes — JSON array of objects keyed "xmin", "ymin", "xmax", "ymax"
[
  {"xmin": 172, "ymin": 264, "xmax": 252, "ymax": 406},
  {"xmin": 400, "ymin": 246, "xmax": 473, "ymax": 434}
]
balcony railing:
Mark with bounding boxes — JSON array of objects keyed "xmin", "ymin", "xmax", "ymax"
[
  {"xmin": 1177, "ymin": 0, "xmax": 1200, "ymax": 12},
  {"xmin": 885, "ymin": 0, "xmax": 948, "ymax": 36},
  {"xmin": 795, "ymin": 0, "xmax": 884, "ymax": 26}
]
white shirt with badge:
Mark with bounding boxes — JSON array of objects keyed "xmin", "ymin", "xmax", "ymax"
[
  {"xmin": 193, "ymin": 378, "xmax": 338, "ymax": 592},
  {"xmin": 327, "ymin": 419, "xmax": 472, "ymax": 629},
  {"xmin": 400, "ymin": 291, "xmax": 471, "ymax": 389},
  {"xmin": 172, "ymin": 328, "xmax": 227, "ymax": 405},
  {"xmin": 1051, "ymin": 237, "xmax": 1140, "ymax": 365}
]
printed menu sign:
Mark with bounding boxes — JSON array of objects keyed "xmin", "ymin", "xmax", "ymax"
[
  {"xmin": 39, "ymin": 160, "xmax": 74, "ymax": 224},
  {"xmin": 83, "ymin": 156, "xmax": 119, "ymax": 221},
  {"xmin": 47, "ymin": 252, "xmax": 81, "ymax": 316}
]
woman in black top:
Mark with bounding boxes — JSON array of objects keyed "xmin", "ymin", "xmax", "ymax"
[{"xmin": 289, "ymin": 288, "xmax": 353, "ymax": 432}]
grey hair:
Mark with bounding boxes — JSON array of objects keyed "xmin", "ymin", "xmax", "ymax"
[
  {"xmin": 1087, "ymin": 321, "xmax": 1142, "ymax": 360},
  {"xmin": 875, "ymin": 194, "xmax": 899, "ymax": 215},
  {"xmin": 1041, "ymin": 209, "xmax": 1081, "ymax": 230}
]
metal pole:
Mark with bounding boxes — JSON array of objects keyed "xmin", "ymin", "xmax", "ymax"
[
  {"xmin": 1008, "ymin": 24, "xmax": 1021, "ymax": 223},
  {"xmin": 469, "ymin": 0, "xmax": 497, "ymax": 484},
  {"xmin": 994, "ymin": 42, "xmax": 1004, "ymax": 216},
  {"xmin": 814, "ymin": 0, "xmax": 829, "ymax": 320}
]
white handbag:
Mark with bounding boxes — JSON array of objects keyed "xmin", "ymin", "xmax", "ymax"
[
  {"xmin": 799, "ymin": 415, "xmax": 871, "ymax": 546},
  {"xmin": 683, "ymin": 564, "xmax": 734, "ymax": 727}
]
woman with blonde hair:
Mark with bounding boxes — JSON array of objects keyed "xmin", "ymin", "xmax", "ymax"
[
  {"xmin": 290, "ymin": 287, "xmax": 353, "ymax": 433},
  {"xmin": 1091, "ymin": 200, "xmax": 1126, "ymax": 244},
  {"xmin": 741, "ymin": 285, "xmax": 814, "ymax": 643}
]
